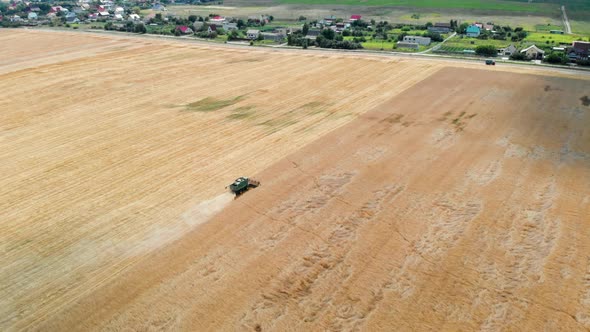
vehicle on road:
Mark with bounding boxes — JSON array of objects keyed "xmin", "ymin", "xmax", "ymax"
[{"xmin": 485, "ymin": 59, "xmax": 496, "ymax": 65}]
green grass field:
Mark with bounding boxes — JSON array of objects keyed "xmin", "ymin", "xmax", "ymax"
[
  {"xmin": 277, "ymin": 0, "xmax": 558, "ymax": 15},
  {"xmin": 525, "ymin": 32, "xmax": 581, "ymax": 44},
  {"xmin": 570, "ymin": 20, "xmax": 590, "ymax": 35},
  {"xmin": 443, "ymin": 36, "xmax": 512, "ymax": 51}
]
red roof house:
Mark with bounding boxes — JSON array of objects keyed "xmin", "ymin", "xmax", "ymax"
[
  {"xmin": 178, "ymin": 26, "xmax": 193, "ymax": 34},
  {"xmin": 350, "ymin": 15, "xmax": 361, "ymax": 21}
]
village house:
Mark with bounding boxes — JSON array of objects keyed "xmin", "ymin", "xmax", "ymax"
[
  {"xmin": 27, "ymin": 12, "xmax": 37, "ymax": 20},
  {"xmin": 193, "ymin": 21, "xmax": 204, "ymax": 31},
  {"xmin": 66, "ymin": 15, "xmax": 80, "ymax": 24},
  {"xmin": 207, "ymin": 24, "xmax": 217, "ymax": 34},
  {"xmin": 209, "ymin": 15, "xmax": 226, "ymax": 25},
  {"xmin": 403, "ymin": 35, "xmax": 431, "ymax": 46},
  {"xmin": 305, "ymin": 28, "xmax": 321, "ymax": 40},
  {"xmin": 151, "ymin": 3, "xmax": 166, "ymax": 11},
  {"xmin": 466, "ymin": 25, "xmax": 481, "ymax": 37},
  {"xmin": 178, "ymin": 26, "xmax": 193, "ymax": 34},
  {"xmin": 222, "ymin": 22, "xmax": 238, "ymax": 31},
  {"xmin": 569, "ymin": 41, "xmax": 590, "ymax": 61},
  {"xmin": 428, "ymin": 22, "xmax": 451, "ymax": 33},
  {"xmin": 349, "ymin": 14, "xmax": 361, "ymax": 22},
  {"xmin": 262, "ymin": 32, "xmax": 284, "ymax": 42},
  {"xmin": 520, "ymin": 45, "xmax": 545, "ymax": 60},
  {"xmin": 50, "ymin": 6, "xmax": 67, "ymax": 13},
  {"xmin": 246, "ymin": 29, "xmax": 260, "ymax": 40},
  {"xmin": 128, "ymin": 13, "xmax": 140, "ymax": 21},
  {"xmin": 498, "ymin": 44, "xmax": 516, "ymax": 56},
  {"xmin": 322, "ymin": 15, "xmax": 336, "ymax": 26}
]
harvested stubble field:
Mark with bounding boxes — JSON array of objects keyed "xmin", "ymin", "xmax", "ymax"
[{"xmin": 1, "ymin": 29, "xmax": 590, "ymax": 331}]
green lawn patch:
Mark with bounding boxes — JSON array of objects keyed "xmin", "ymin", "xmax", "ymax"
[{"xmin": 534, "ymin": 23, "xmax": 563, "ymax": 32}]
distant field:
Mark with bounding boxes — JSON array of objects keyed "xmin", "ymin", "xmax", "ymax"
[
  {"xmin": 518, "ymin": 0, "xmax": 590, "ymax": 20},
  {"xmin": 276, "ymin": 0, "xmax": 558, "ymax": 15},
  {"xmin": 570, "ymin": 20, "xmax": 590, "ymax": 35}
]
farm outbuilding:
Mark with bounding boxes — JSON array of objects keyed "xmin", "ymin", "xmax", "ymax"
[
  {"xmin": 396, "ymin": 42, "xmax": 419, "ymax": 50},
  {"xmin": 403, "ymin": 35, "xmax": 431, "ymax": 46}
]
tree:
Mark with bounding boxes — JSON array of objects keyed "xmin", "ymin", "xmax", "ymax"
[
  {"xmin": 475, "ymin": 45, "xmax": 498, "ymax": 57},
  {"xmin": 134, "ymin": 22, "xmax": 147, "ymax": 33},
  {"xmin": 450, "ymin": 20, "xmax": 457, "ymax": 30},
  {"xmin": 509, "ymin": 52, "xmax": 528, "ymax": 61},
  {"xmin": 458, "ymin": 22, "xmax": 469, "ymax": 34},
  {"xmin": 321, "ymin": 28, "xmax": 335, "ymax": 40},
  {"xmin": 424, "ymin": 31, "xmax": 443, "ymax": 42},
  {"xmin": 544, "ymin": 52, "xmax": 568, "ymax": 65},
  {"xmin": 188, "ymin": 15, "xmax": 198, "ymax": 23},
  {"xmin": 302, "ymin": 22, "xmax": 309, "ymax": 36},
  {"xmin": 397, "ymin": 32, "xmax": 408, "ymax": 41},
  {"xmin": 227, "ymin": 30, "xmax": 239, "ymax": 40}
]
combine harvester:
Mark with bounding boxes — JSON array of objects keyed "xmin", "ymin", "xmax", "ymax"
[{"xmin": 228, "ymin": 177, "xmax": 260, "ymax": 197}]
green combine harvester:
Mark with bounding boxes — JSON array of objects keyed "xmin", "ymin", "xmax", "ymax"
[{"xmin": 228, "ymin": 177, "xmax": 260, "ymax": 196}]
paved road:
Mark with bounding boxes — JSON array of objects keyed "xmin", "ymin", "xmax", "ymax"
[
  {"xmin": 561, "ymin": 5, "xmax": 572, "ymax": 34},
  {"xmin": 21, "ymin": 28, "xmax": 590, "ymax": 77}
]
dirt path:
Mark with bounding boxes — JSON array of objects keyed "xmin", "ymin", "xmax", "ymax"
[
  {"xmin": 561, "ymin": 5, "xmax": 572, "ymax": 34},
  {"xmin": 37, "ymin": 68, "xmax": 590, "ymax": 331}
]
